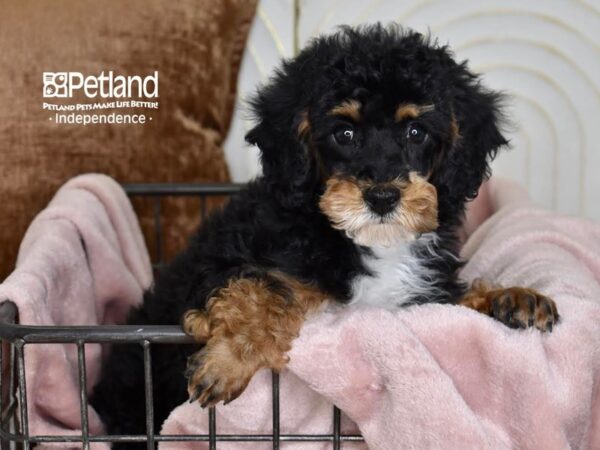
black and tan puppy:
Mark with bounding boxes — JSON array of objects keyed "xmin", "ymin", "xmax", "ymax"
[{"xmin": 90, "ymin": 24, "xmax": 558, "ymax": 447}]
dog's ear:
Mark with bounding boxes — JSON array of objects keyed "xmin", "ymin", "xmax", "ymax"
[
  {"xmin": 439, "ymin": 76, "xmax": 508, "ymax": 205},
  {"xmin": 245, "ymin": 76, "xmax": 316, "ymax": 209},
  {"xmin": 245, "ymin": 115, "xmax": 308, "ymax": 179}
]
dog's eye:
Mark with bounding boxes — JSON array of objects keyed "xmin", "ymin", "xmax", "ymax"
[
  {"xmin": 333, "ymin": 126, "xmax": 355, "ymax": 145},
  {"xmin": 406, "ymin": 123, "xmax": 428, "ymax": 145}
]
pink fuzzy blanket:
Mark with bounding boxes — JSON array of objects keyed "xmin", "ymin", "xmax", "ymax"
[
  {"xmin": 1, "ymin": 175, "xmax": 600, "ymax": 449},
  {"xmin": 161, "ymin": 178, "xmax": 600, "ymax": 449},
  {"xmin": 0, "ymin": 174, "xmax": 152, "ymax": 449}
]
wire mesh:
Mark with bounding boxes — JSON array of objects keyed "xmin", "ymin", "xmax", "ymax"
[{"xmin": 0, "ymin": 182, "xmax": 364, "ymax": 448}]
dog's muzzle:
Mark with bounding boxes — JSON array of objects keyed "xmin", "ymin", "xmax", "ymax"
[{"xmin": 319, "ymin": 172, "xmax": 438, "ymax": 247}]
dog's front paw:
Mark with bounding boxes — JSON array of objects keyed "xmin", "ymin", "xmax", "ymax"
[
  {"xmin": 185, "ymin": 338, "xmax": 259, "ymax": 408},
  {"xmin": 486, "ymin": 287, "xmax": 559, "ymax": 332},
  {"xmin": 181, "ymin": 274, "xmax": 325, "ymax": 407}
]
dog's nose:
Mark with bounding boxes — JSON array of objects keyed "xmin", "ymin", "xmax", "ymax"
[{"xmin": 364, "ymin": 186, "xmax": 400, "ymax": 215}]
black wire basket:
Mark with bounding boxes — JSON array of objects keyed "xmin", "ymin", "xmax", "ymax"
[{"xmin": 0, "ymin": 183, "xmax": 364, "ymax": 449}]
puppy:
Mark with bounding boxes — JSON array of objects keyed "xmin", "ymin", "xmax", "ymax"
[{"xmin": 90, "ymin": 24, "xmax": 559, "ymax": 447}]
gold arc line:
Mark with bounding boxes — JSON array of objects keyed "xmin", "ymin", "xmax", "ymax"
[
  {"xmin": 495, "ymin": 119, "xmax": 533, "ymax": 198},
  {"xmin": 400, "ymin": 3, "xmax": 597, "ymax": 216},
  {"xmin": 432, "ymin": 7, "xmax": 597, "ymax": 215},
  {"xmin": 510, "ymin": 93, "xmax": 558, "ymax": 209},
  {"xmin": 257, "ymin": 6, "xmax": 289, "ymax": 57},
  {"xmin": 577, "ymin": 0, "xmax": 600, "ymax": 16},
  {"xmin": 430, "ymin": 9, "xmax": 600, "ymax": 52},
  {"xmin": 506, "ymin": 123, "xmax": 532, "ymax": 195},
  {"xmin": 352, "ymin": 0, "xmax": 388, "ymax": 25},
  {"xmin": 308, "ymin": 0, "xmax": 437, "ymax": 35},
  {"xmin": 477, "ymin": 64, "xmax": 586, "ymax": 214},
  {"xmin": 455, "ymin": 36, "xmax": 600, "ymax": 103},
  {"xmin": 517, "ymin": 123, "xmax": 532, "ymax": 195},
  {"xmin": 293, "ymin": 0, "xmax": 300, "ymax": 56},
  {"xmin": 312, "ymin": 0, "xmax": 345, "ymax": 38},
  {"xmin": 510, "ymin": 93, "xmax": 560, "ymax": 157},
  {"xmin": 509, "ymin": 96, "xmax": 560, "ymax": 209},
  {"xmin": 474, "ymin": 63, "xmax": 586, "ymax": 145},
  {"xmin": 395, "ymin": 0, "xmax": 434, "ymax": 23},
  {"xmin": 246, "ymin": 43, "xmax": 268, "ymax": 81}
]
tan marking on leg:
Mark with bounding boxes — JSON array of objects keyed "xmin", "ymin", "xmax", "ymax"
[
  {"xmin": 458, "ymin": 279, "xmax": 497, "ymax": 314},
  {"xmin": 184, "ymin": 273, "xmax": 328, "ymax": 407}
]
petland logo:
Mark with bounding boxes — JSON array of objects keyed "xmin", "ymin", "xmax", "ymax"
[
  {"xmin": 42, "ymin": 71, "xmax": 159, "ymax": 126},
  {"xmin": 43, "ymin": 71, "xmax": 159, "ymax": 99}
]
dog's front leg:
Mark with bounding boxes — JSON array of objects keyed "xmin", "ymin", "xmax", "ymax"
[
  {"xmin": 459, "ymin": 279, "xmax": 559, "ymax": 332},
  {"xmin": 182, "ymin": 272, "xmax": 328, "ymax": 407}
]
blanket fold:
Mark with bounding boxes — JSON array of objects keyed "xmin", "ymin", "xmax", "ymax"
[{"xmin": 0, "ymin": 174, "xmax": 152, "ymax": 449}]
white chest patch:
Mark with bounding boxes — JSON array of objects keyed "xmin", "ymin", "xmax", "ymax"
[{"xmin": 349, "ymin": 234, "xmax": 440, "ymax": 308}]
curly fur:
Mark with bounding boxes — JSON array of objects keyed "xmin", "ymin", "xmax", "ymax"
[{"xmin": 90, "ymin": 24, "xmax": 507, "ymax": 448}]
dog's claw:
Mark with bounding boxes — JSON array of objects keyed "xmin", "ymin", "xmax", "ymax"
[
  {"xmin": 200, "ymin": 393, "xmax": 217, "ymax": 409},
  {"xmin": 188, "ymin": 389, "xmax": 200, "ymax": 404},
  {"xmin": 185, "ymin": 340, "xmax": 259, "ymax": 408}
]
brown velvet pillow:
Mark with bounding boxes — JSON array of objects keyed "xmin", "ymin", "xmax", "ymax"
[{"xmin": 0, "ymin": 0, "xmax": 257, "ymax": 278}]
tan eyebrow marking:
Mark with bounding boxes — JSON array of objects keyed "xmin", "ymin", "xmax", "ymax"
[
  {"xmin": 394, "ymin": 103, "xmax": 435, "ymax": 121},
  {"xmin": 328, "ymin": 99, "xmax": 361, "ymax": 122}
]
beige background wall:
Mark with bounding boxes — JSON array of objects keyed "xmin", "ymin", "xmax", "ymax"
[{"xmin": 223, "ymin": 0, "xmax": 600, "ymax": 221}]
